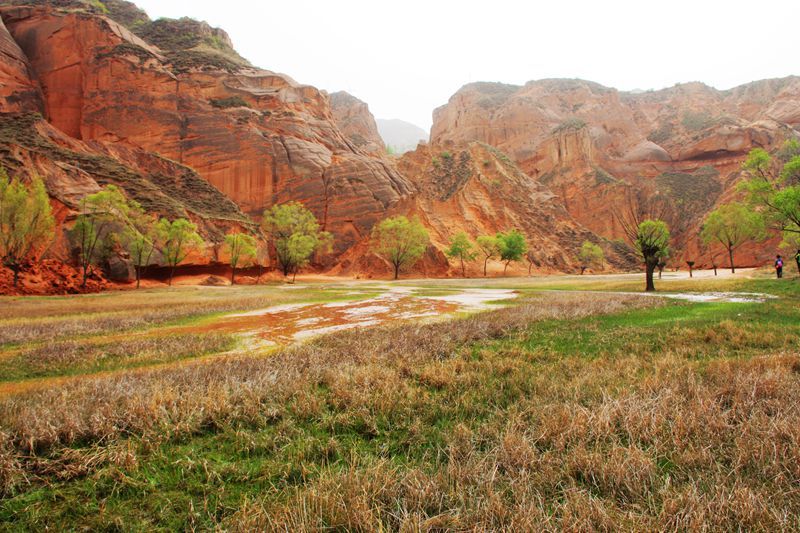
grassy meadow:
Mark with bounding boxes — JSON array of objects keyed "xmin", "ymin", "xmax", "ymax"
[{"xmin": 0, "ymin": 272, "xmax": 798, "ymax": 530}]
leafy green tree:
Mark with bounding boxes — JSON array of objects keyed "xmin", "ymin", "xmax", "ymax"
[
  {"xmin": 71, "ymin": 185, "xmax": 130, "ymax": 288},
  {"xmin": 496, "ymin": 229, "xmax": 528, "ymax": 276},
  {"xmin": 122, "ymin": 201, "xmax": 159, "ymax": 289},
  {"xmin": 701, "ymin": 202, "xmax": 766, "ymax": 274},
  {"xmin": 224, "ymin": 231, "xmax": 257, "ymax": 284},
  {"xmin": 0, "ymin": 170, "xmax": 55, "ymax": 287},
  {"xmin": 632, "ymin": 220, "xmax": 671, "ymax": 291},
  {"xmin": 446, "ymin": 231, "xmax": 477, "ymax": 277},
  {"xmin": 578, "ymin": 241, "xmax": 604, "ymax": 274},
  {"xmin": 370, "ymin": 216, "xmax": 429, "ymax": 280},
  {"xmin": 156, "ymin": 218, "xmax": 204, "ymax": 286},
  {"xmin": 740, "ymin": 143, "xmax": 800, "ymax": 247},
  {"xmin": 262, "ymin": 202, "xmax": 332, "ymax": 280},
  {"xmin": 476, "ymin": 235, "xmax": 499, "ymax": 277}
]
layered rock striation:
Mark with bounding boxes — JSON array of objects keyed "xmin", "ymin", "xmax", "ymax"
[
  {"xmin": 431, "ymin": 78, "xmax": 800, "ymax": 265},
  {"xmin": 0, "ymin": 1, "xmax": 413, "ymax": 263}
]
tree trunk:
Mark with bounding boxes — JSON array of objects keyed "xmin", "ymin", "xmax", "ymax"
[
  {"xmin": 230, "ymin": 265, "xmax": 236, "ymax": 285},
  {"xmin": 728, "ymin": 247, "xmax": 735, "ymax": 274},
  {"xmin": 460, "ymin": 257, "xmax": 466, "ymax": 278},
  {"xmin": 135, "ymin": 265, "xmax": 141, "ymax": 289},
  {"xmin": 504, "ymin": 261, "xmax": 509, "ymax": 277},
  {"xmin": 393, "ymin": 262, "xmax": 400, "ymax": 280},
  {"xmin": 483, "ymin": 257, "xmax": 489, "ymax": 277},
  {"xmin": 645, "ymin": 259, "xmax": 658, "ymax": 292},
  {"xmin": 169, "ymin": 265, "xmax": 176, "ymax": 286},
  {"xmin": 12, "ymin": 265, "xmax": 19, "ymax": 288},
  {"xmin": 713, "ymin": 266, "xmax": 718, "ymax": 276},
  {"xmin": 528, "ymin": 262, "xmax": 533, "ymax": 276},
  {"xmin": 82, "ymin": 265, "xmax": 89, "ymax": 289},
  {"xmin": 580, "ymin": 266, "xmax": 586, "ymax": 275},
  {"xmin": 292, "ymin": 268, "xmax": 298, "ymax": 284}
]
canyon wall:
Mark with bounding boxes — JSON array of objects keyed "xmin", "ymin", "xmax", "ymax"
[
  {"xmin": 431, "ymin": 78, "xmax": 800, "ymax": 266},
  {"xmin": 0, "ymin": 2, "xmax": 412, "ymax": 264},
  {"xmin": 1, "ymin": 0, "xmax": 798, "ymax": 279}
]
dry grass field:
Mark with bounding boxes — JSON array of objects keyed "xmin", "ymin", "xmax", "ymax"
[{"xmin": 0, "ymin": 273, "xmax": 798, "ymax": 530}]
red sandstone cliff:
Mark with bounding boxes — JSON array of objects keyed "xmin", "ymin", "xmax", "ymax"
[
  {"xmin": 1, "ymin": 1, "xmax": 798, "ymax": 279},
  {"xmin": 329, "ymin": 91, "xmax": 386, "ymax": 155},
  {"xmin": 0, "ymin": 2, "xmax": 412, "ymax": 265},
  {"xmin": 431, "ymin": 79, "xmax": 800, "ymax": 266}
]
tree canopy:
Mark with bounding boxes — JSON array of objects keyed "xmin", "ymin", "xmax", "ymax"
[
  {"xmin": 635, "ymin": 219, "xmax": 670, "ymax": 291},
  {"xmin": 0, "ymin": 170, "xmax": 55, "ymax": 287},
  {"xmin": 157, "ymin": 218, "xmax": 204, "ymax": 286},
  {"xmin": 262, "ymin": 202, "xmax": 332, "ymax": 279},
  {"xmin": 476, "ymin": 235, "xmax": 499, "ymax": 277},
  {"xmin": 371, "ymin": 216, "xmax": 429, "ymax": 280},
  {"xmin": 445, "ymin": 231, "xmax": 477, "ymax": 277},
  {"xmin": 740, "ymin": 142, "xmax": 800, "ymax": 247},
  {"xmin": 701, "ymin": 202, "xmax": 766, "ymax": 273},
  {"xmin": 70, "ymin": 185, "xmax": 131, "ymax": 287},
  {"xmin": 122, "ymin": 200, "xmax": 159, "ymax": 289},
  {"xmin": 224, "ymin": 231, "xmax": 257, "ymax": 284},
  {"xmin": 578, "ymin": 241, "xmax": 604, "ymax": 274},
  {"xmin": 496, "ymin": 230, "xmax": 528, "ymax": 276}
]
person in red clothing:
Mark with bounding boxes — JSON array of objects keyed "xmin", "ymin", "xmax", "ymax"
[{"xmin": 775, "ymin": 255, "xmax": 784, "ymax": 279}]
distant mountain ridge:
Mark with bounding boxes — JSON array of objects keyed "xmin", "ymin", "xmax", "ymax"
[{"xmin": 376, "ymin": 119, "xmax": 429, "ymax": 154}]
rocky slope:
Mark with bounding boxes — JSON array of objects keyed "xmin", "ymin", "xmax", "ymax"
[
  {"xmin": 0, "ymin": 1, "xmax": 412, "ymax": 266},
  {"xmin": 329, "ymin": 91, "xmax": 385, "ymax": 154},
  {"xmin": 1, "ymin": 0, "xmax": 797, "ymax": 280},
  {"xmin": 397, "ymin": 142, "xmax": 636, "ymax": 275},
  {"xmin": 431, "ymin": 78, "xmax": 800, "ymax": 265}
]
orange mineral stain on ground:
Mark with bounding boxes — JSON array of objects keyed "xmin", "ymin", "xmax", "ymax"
[
  {"xmin": 0, "ymin": 289, "xmax": 515, "ymax": 398},
  {"xmin": 176, "ymin": 294, "xmax": 461, "ymax": 347}
]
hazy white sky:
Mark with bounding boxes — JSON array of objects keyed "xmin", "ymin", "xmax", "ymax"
[{"xmin": 133, "ymin": 0, "xmax": 798, "ymax": 131}]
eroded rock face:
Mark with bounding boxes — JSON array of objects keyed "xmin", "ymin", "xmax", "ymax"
[
  {"xmin": 0, "ymin": 4, "xmax": 413, "ymax": 264},
  {"xmin": 0, "ymin": 13, "xmax": 40, "ymax": 112},
  {"xmin": 329, "ymin": 91, "xmax": 386, "ymax": 154},
  {"xmin": 431, "ymin": 78, "xmax": 800, "ymax": 266},
  {"xmin": 394, "ymin": 142, "xmax": 637, "ymax": 275}
]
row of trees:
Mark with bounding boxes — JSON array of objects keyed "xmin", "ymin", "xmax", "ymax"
[
  {"xmin": 368, "ymin": 138, "xmax": 800, "ymax": 287},
  {"xmin": 2, "ymin": 137, "xmax": 798, "ymax": 290},
  {"xmin": 618, "ymin": 139, "xmax": 800, "ymax": 291},
  {"xmin": 695, "ymin": 140, "xmax": 800, "ymax": 278},
  {"xmin": 0, "ymin": 169, "xmax": 333, "ymax": 288}
]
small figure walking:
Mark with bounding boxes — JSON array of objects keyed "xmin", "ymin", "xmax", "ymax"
[{"xmin": 775, "ymin": 255, "xmax": 784, "ymax": 279}]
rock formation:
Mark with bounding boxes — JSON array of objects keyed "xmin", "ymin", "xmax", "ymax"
[
  {"xmin": 0, "ymin": 1, "xmax": 413, "ymax": 265},
  {"xmin": 397, "ymin": 142, "xmax": 636, "ymax": 275},
  {"xmin": 329, "ymin": 91, "xmax": 386, "ymax": 154},
  {"xmin": 1, "ymin": 0, "xmax": 798, "ymax": 281},
  {"xmin": 431, "ymin": 78, "xmax": 800, "ymax": 266}
]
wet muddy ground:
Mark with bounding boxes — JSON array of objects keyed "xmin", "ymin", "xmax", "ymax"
[{"xmin": 176, "ymin": 288, "xmax": 518, "ymax": 349}]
